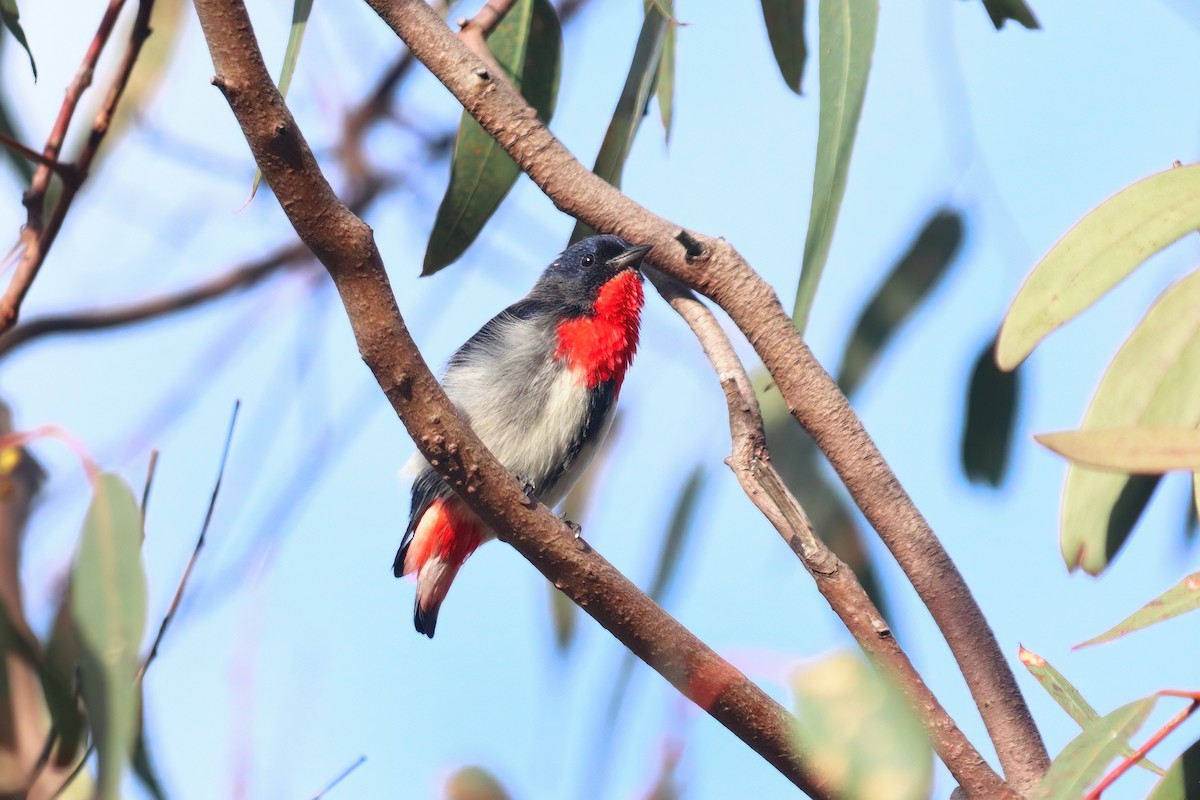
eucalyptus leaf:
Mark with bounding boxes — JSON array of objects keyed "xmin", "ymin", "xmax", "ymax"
[
  {"xmin": 961, "ymin": 338, "xmax": 1020, "ymax": 487},
  {"xmin": 760, "ymin": 0, "xmax": 807, "ymax": 93},
  {"xmin": 1076, "ymin": 572, "xmax": 1200, "ymax": 648},
  {"xmin": 0, "ymin": 0, "xmax": 35, "ymax": 79},
  {"xmin": 1035, "ymin": 697, "xmax": 1156, "ymax": 800}
]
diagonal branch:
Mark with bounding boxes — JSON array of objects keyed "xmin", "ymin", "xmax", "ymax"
[
  {"xmin": 189, "ymin": 0, "xmax": 834, "ymax": 795},
  {"xmin": 362, "ymin": 1, "xmax": 1049, "ymax": 792}
]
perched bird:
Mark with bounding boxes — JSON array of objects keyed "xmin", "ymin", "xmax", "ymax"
[{"xmin": 396, "ymin": 235, "xmax": 652, "ymax": 637}]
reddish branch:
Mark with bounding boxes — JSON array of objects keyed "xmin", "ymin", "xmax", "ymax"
[
  {"xmin": 363, "ymin": 1, "xmax": 1049, "ymax": 792},
  {"xmin": 1087, "ymin": 691, "xmax": 1200, "ymax": 799},
  {"xmin": 0, "ymin": 0, "xmax": 155, "ymax": 333},
  {"xmin": 190, "ymin": 0, "xmax": 833, "ymax": 795}
]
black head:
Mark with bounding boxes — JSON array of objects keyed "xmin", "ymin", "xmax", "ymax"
[{"xmin": 530, "ymin": 235, "xmax": 652, "ymax": 314}]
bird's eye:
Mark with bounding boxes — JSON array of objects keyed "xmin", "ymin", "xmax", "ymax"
[{"xmin": 581, "ymin": 254, "xmax": 595, "ymax": 267}]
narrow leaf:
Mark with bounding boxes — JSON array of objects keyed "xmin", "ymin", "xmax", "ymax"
[
  {"xmin": 132, "ymin": 712, "xmax": 169, "ymax": 800},
  {"xmin": 71, "ymin": 473, "xmax": 149, "ymax": 800},
  {"xmin": 570, "ymin": 5, "xmax": 668, "ymax": 242},
  {"xmin": 1076, "ymin": 572, "xmax": 1200, "ymax": 648},
  {"xmin": 0, "ymin": 0, "xmax": 35, "ymax": 79},
  {"xmin": 1060, "ymin": 268, "xmax": 1200, "ymax": 574},
  {"xmin": 791, "ymin": 652, "xmax": 932, "ymax": 800},
  {"xmin": 997, "ymin": 165, "xmax": 1200, "ymax": 370},
  {"xmin": 1019, "ymin": 646, "xmax": 1164, "ymax": 775},
  {"xmin": 792, "ymin": 0, "xmax": 878, "ymax": 332},
  {"xmin": 1038, "ymin": 428, "xmax": 1200, "ymax": 473},
  {"xmin": 979, "ymin": 0, "xmax": 1039, "ymax": 29},
  {"xmin": 1035, "ymin": 697, "xmax": 1158, "ymax": 800},
  {"xmin": 424, "ymin": 0, "xmax": 562, "ymax": 273},
  {"xmin": 250, "ymin": 0, "xmax": 315, "ymax": 199},
  {"xmin": 1146, "ymin": 737, "xmax": 1200, "ymax": 800},
  {"xmin": 760, "ymin": 0, "xmax": 808, "ymax": 93},
  {"xmin": 961, "ymin": 338, "xmax": 1020, "ymax": 487},
  {"xmin": 656, "ymin": 16, "xmax": 676, "ymax": 139},
  {"xmin": 837, "ymin": 208, "xmax": 964, "ymax": 397}
]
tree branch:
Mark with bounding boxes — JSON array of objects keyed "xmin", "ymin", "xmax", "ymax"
[
  {"xmin": 189, "ymin": 0, "xmax": 833, "ymax": 795},
  {"xmin": 362, "ymin": 1, "xmax": 1049, "ymax": 792}
]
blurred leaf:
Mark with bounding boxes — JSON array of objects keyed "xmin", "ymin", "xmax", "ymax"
[
  {"xmin": 445, "ymin": 766, "xmax": 511, "ymax": 800},
  {"xmin": 791, "ymin": 651, "xmax": 932, "ymax": 800},
  {"xmin": 0, "ymin": 38, "xmax": 32, "ymax": 184},
  {"xmin": 0, "ymin": 0, "xmax": 35, "ymax": 79},
  {"xmin": 1059, "ymin": 269, "xmax": 1200, "ymax": 574},
  {"xmin": 791, "ymin": 0, "xmax": 878, "ymax": 333},
  {"xmin": 1019, "ymin": 646, "xmax": 1164, "ymax": 775},
  {"xmin": 571, "ymin": 4, "xmax": 667, "ymax": 242},
  {"xmin": 979, "ymin": 0, "xmax": 1039, "ymax": 29},
  {"xmin": 1147, "ymin": 737, "xmax": 1200, "ymax": 800},
  {"xmin": 106, "ymin": 0, "xmax": 188, "ymax": 146},
  {"xmin": 1034, "ymin": 697, "xmax": 1157, "ymax": 800},
  {"xmin": 760, "ymin": 0, "xmax": 807, "ymax": 93},
  {"xmin": 424, "ymin": 0, "xmax": 562, "ymax": 273},
  {"xmin": 132, "ymin": 714, "xmax": 168, "ymax": 800},
  {"xmin": 643, "ymin": 741, "xmax": 683, "ymax": 800},
  {"xmin": 961, "ymin": 338, "xmax": 1020, "ymax": 487},
  {"xmin": 1194, "ymin": 472, "xmax": 1200, "ymax": 530},
  {"xmin": 251, "ymin": 0, "xmax": 314, "ymax": 199},
  {"xmin": 44, "ymin": 591, "xmax": 86, "ymax": 768},
  {"xmin": 1038, "ymin": 428, "xmax": 1200, "ymax": 473},
  {"xmin": 71, "ymin": 473, "xmax": 148, "ymax": 800},
  {"xmin": 837, "ymin": 208, "xmax": 964, "ymax": 397},
  {"xmin": 996, "ymin": 165, "xmax": 1200, "ymax": 370},
  {"xmin": 655, "ymin": 12, "xmax": 676, "ymax": 139},
  {"xmin": 1075, "ymin": 572, "xmax": 1200, "ymax": 648}
]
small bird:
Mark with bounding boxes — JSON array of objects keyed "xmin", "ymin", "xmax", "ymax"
[{"xmin": 396, "ymin": 235, "xmax": 652, "ymax": 637}]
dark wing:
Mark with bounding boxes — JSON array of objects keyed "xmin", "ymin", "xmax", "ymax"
[{"xmin": 394, "ymin": 467, "xmax": 451, "ymax": 577}]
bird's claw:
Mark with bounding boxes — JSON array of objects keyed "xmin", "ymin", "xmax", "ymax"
[
  {"xmin": 521, "ymin": 480, "xmax": 537, "ymax": 506},
  {"xmin": 560, "ymin": 515, "xmax": 582, "ymax": 539}
]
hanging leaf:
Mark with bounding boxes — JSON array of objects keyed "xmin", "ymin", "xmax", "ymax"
[
  {"xmin": 0, "ymin": 0, "xmax": 35, "ymax": 79},
  {"xmin": 978, "ymin": 0, "xmax": 1039, "ymax": 29},
  {"xmin": 1075, "ymin": 572, "xmax": 1200, "ymax": 649},
  {"xmin": 759, "ymin": 0, "xmax": 807, "ymax": 93},
  {"xmin": 1058, "ymin": 269, "xmax": 1200, "ymax": 575},
  {"xmin": 250, "ymin": 0, "xmax": 315, "ymax": 199},
  {"xmin": 1019, "ymin": 646, "xmax": 1163, "ymax": 775},
  {"xmin": 996, "ymin": 165, "xmax": 1200, "ymax": 370},
  {"xmin": 570, "ymin": 4, "xmax": 668, "ymax": 242},
  {"xmin": 1034, "ymin": 697, "xmax": 1157, "ymax": 800},
  {"xmin": 837, "ymin": 208, "xmax": 964, "ymax": 397},
  {"xmin": 1037, "ymin": 428, "xmax": 1200, "ymax": 473},
  {"xmin": 791, "ymin": 0, "xmax": 878, "ymax": 332},
  {"xmin": 1146, "ymin": 737, "xmax": 1200, "ymax": 800},
  {"xmin": 132, "ymin": 705, "xmax": 169, "ymax": 800},
  {"xmin": 656, "ymin": 14, "xmax": 676, "ymax": 139},
  {"xmin": 424, "ymin": 0, "xmax": 562, "ymax": 274},
  {"xmin": 961, "ymin": 338, "xmax": 1020, "ymax": 487},
  {"xmin": 71, "ymin": 473, "xmax": 149, "ymax": 800},
  {"xmin": 791, "ymin": 652, "xmax": 932, "ymax": 800}
]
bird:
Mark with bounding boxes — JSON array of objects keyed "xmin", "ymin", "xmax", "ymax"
[{"xmin": 395, "ymin": 234, "xmax": 653, "ymax": 638}]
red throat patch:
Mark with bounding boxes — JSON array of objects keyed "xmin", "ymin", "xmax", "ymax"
[{"xmin": 554, "ymin": 270, "xmax": 645, "ymax": 389}]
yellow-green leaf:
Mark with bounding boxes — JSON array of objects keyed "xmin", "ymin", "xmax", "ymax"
[
  {"xmin": 980, "ymin": 0, "xmax": 1039, "ymax": 30},
  {"xmin": 424, "ymin": 0, "xmax": 562, "ymax": 274},
  {"xmin": 760, "ymin": 0, "xmax": 808, "ymax": 93},
  {"xmin": 997, "ymin": 164, "xmax": 1200, "ymax": 370},
  {"xmin": 1019, "ymin": 646, "xmax": 1163, "ymax": 775},
  {"xmin": 1076, "ymin": 572, "xmax": 1200, "ymax": 648},
  {"xmin": 1059, "ymin": 268, "xmax": 1200, "ymax": 574},
  {"xmin": 1146, "ymin": 737, "xmax": 1200, "ymax": 800},
  {"xmin": 1035, "ymin": 697, "xmax": 1157, "ymax": 800},
  {"xmin": 71, "ymin": 472, "xmax": 148, "ymax": 800},
  {"xmin": 791, "ymin": 651, "xmax": 931, "ymax": 800},
  {"xmin": 1038, "ymin": 428, "xmax": 1200, "ymax": 473},
  {"xmin": 962, "ymin": 338, "xmax": 1021, "ymax": 487},
  {"xmin": 792, "ymin": 0, "xmax": 878, "ymax": 333}
]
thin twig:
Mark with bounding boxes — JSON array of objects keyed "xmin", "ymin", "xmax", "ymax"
[
  {"xmin": 1086, "ymin": 696, "xmax": 1199, "ymax": 799},
  {"xmin": 309, "ymin": 755, "xmax": 366, "ymax": 800},
  {"xmin": 0, "ymin": 132, "xmax": 73, "ymax": 176},
  {"xmin": 138, "ymin": 400, "xmax": 240, "ymax": 679},
  {"xmin": 140, "ymin": 449, "xmax": 159, "ymax": 518},
  {"xmin": 0, "ymin": 425, "xmax": 99, "ymax": 482}
]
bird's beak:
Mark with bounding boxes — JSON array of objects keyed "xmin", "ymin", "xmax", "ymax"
[{"xmin": 608, "ymin": 243, "xmax": 653, "ymax": 273}]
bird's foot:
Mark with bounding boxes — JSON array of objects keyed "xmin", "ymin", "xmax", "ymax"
[
  {"xmin": 521, "ymin": 480, "xmax": 537, "ymax": 506},
  {"xmin": 559, "ymin": 513, "xmax": 582, "ymax": 540}
]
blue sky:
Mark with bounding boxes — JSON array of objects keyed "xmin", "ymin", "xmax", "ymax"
[{"xmin": 3, "ymin": 1, "xmax": 1200, "ymax": 798}]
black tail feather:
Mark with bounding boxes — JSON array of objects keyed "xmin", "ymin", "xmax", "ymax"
[
  {"xmin": 414, "ymin": 597, "xmax": 439, "ymax": 638},
  {"xmin": 393, "ymin": 537, "xmax": 410, "ymax": 578}
]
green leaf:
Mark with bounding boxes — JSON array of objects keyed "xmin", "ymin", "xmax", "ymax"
[
  {"xmin": 1034, "ymin": 697, "xmax": 1157, "ymax": 800},
  {"xmin": 0, "ymin": 0, "xmax": 35, "ymax": 79},
  {"xmin": 760, "ymin": 0, "xmax": 808, "ymax": 93},
  {"xmin": 0, "ymin": 36, "xmax": 31, "ymax": 183},
  {"xmin": 44, "ymin": 590, "xmax": 87, "ymax": 768},
  {"xmin": 980, "ymin": 0, "xmax": 1040, "ymax": 30},
  {"xmin": 71, "ymin": 473, "xmax": 149, "ymax": 800},
  {"xmin": 656, "ymin": 14, "xmax": 676, "ymax": 140},
  {"xmin": 1019, "ymin": 646, "xmax": 1164, "ymax": 775},
  {"xmin": 444, "ymin": 766, "xmax": 511, "ymax": 800},
  {"xmin": 837, "ymin": 208, "xmax": 964, "ymax": 397},
  {"xmin": 1076, "ymin": 572, "xmax": 1200, "ymax": 648},
  {"xmin": 132, "ymin": 706, "xmax": 169, "ymax": 800},
  {"xmin": 1147, "ymin": 737, "xmax": 1200, "ymax": 800},
  {"xmin": 424, "ymin": 0, "xmax": 562, "ymax": 274},
  {"xmin": 997, "ymin": 164, "xmax": 1200, "ymax": 370},
  {"xmin": 570, "ymin": 4, "xmax": 667, "ymax": 242},
  {"xmin": 791, "ymin": 651, "xmax": 932, "ymax": 800},
  {"xmin": 1059, "ymin": 268, "xmax": 1200, "ymax": 574},
  {"xmin": 962, "ymin": 338, "xmax": 1020, "ymax": 487},
  {"xmin": 251, "ymin": 0, "xmax": 315, "ymax": 199},
  {"xmin": 1038, "ymin": 428, "xmax": 1200, "ymax": 473},
  {"xmin": 791, "ymin": 0, "xmax": 878, "ymax": 333}
]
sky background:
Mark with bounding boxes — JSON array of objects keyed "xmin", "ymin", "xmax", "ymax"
[{"xmin": 3, "ymin": 1, "xmax": 1200, "ymax": 798}]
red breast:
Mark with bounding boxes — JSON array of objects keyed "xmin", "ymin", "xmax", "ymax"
[{"xmin": 553, "ymin": 270, "xmax": 645, "ymax": 390}]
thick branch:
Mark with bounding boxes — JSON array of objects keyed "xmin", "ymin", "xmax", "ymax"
[
  {"xmin": 363, "ymin": 1, "xmax": 1048, "ymax": 792},
  {"xmin": 190, "ymin": 0, "xmax": 833, "ymax": 795}
]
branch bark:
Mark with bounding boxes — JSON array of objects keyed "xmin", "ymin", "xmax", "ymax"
[
  {"xmin": 190, "ymin": 1, "xmax": 834, "ymax": 795},
  {"xmin": 362, "ymin": 1, "xmax": 1049, "ymax": 793}
]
